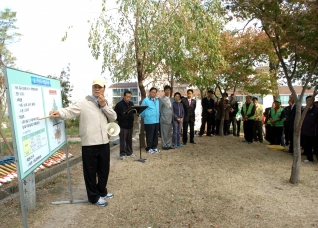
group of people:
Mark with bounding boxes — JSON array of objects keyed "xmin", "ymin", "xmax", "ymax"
[
  {"xmin": 138, "ymin": 86, "xmax": 198, "ymax": 154},
  {"xmin": 241, "ymin": 94, "xmax": 318, "ymax": 163},
  {"xmin": 49, "ymin": 78, "xmax": 318, "ymax": 208}
]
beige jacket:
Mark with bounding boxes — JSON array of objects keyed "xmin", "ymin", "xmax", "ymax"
[
  {"xmin": 254, "ymin": 104, "xmax": 263, "ymax": 121},
  {"xmin": 58, "ymin": 96, "xmax": 117, "ymax": 146}
]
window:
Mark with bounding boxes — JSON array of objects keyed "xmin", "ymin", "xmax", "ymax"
[
  {"xmin": 280, "ymin": 95, "xmax": 289, "ymax": 106},
  {"xmin": 235, "ymin": 96, "xmax": 244, "ymax": 102}
]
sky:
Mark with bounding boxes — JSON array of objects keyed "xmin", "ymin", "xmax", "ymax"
[
  {"xmin": 0, "ymin": 0, "xmax": 117, "ymax": 100},
  {"xmin": 0, "ymin": 1, "xmax": 245, "ymax": 101}
]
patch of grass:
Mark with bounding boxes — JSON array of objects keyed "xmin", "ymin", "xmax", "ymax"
[
  {"xmin": 67, "ymin": 141, "xmax": 81, "ymax": 145},
  {"xmin": 1, "ymin": 128, "xmax": 12, "ymax": 138},
  {"xmin": 66, "ymin": 126, "xmax": 79, "ymax": 136}
]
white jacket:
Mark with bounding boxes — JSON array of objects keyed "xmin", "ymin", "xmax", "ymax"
[{"xmin": 58, "ymin": 96, "xmax": 117, "ymax": 146}]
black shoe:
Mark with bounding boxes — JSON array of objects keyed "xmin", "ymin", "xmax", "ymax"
[
  {"xmin": 199, "ymin": 135, "xmax": 202, "ymax": 137},
  {"xmin": 168, "ymin": 146, "xmax": 175, "ymax": 149},
  {"xmin": 163, "ymin": 147, "xmax": 169, "ymax": 150},
  {"xmin": 259, "ymin": 141, "xmax": 263, "ymax": 143},
  {"xmin": 190, "ymin": 141, "xmax": 196, "ymax": 144}
]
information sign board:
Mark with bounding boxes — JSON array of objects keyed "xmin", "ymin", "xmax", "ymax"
[{"xmin": 4, "ymin": 67, "xmax": 66, "ymax": 180}]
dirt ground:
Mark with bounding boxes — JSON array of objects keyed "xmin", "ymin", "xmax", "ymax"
[{"xmin": 1, "ymin": 135, "xmax": 318, "ymax": 228}]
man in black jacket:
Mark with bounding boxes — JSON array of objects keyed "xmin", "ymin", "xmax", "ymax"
[
  {"xmin": 114, "ymin": 91, "xmax": 136, "ymax": 160},
  {"xmin": 229, "ymin": 94, "xmax": 238, "ymax": 136},
  {"xmin": 199, "ymin": 90, "xmax": 215, "ymax": 137},
  {"xmin": 301, "ymin": 96, "xmax": 318, "ymax": 162},
  {"xmin": 181, "ymin": 89, "xmax": 197, "ymax": 144}
]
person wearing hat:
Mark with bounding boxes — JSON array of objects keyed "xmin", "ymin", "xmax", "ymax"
[
  {"xmin": 268, "ymin": 98, "xmax": 285, "ymax": 145},
  {"xmin": 50, "ymin": 78, "xmax": 117, "ymax": 207},
  {"xmin": 252, "ymin": 97, "xmax": 263, "ymax": 142},
  {"xmin": 241, "ymin": 95, "xmax": 256, "ymax": 144}
]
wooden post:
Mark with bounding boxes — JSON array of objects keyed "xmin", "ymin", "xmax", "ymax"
[{"xmin": 23, "ymin": 172, "xmax": 36, "ymax": 210}]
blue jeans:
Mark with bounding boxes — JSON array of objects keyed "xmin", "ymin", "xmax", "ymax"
[{"xmin": 173, "ymin": 120, "xmax": 182, "ymax": 146}]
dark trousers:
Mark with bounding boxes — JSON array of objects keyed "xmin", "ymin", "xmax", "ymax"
[
  {"xmin": 224, "ymin": 120, "xmax": 230, "ymax": 135},
  {"xmin": 119, "ymin": 127, "xmax": 133, "ymax": 156},
  {"xmin": 215, "ymin": 119, "xmax": 220, "ymax": 135},
  {"xmin": 183, "ymin": 121, "xmax": 194, "ymax": 143},
  {"xmin": 211, "ymin": 117, "xmax": 216, "ymax": 135},
  {"xmin": 265, "ymin": 124, "xmax": 271, "ymax": 142},
  {"xmin": 172, "ymin": 120, "xmax": 182, "ymax": 146},
  {"xmin": 302, "ymin": 135, "xmax": 318, "ymax": 161},
  {"xmin": 253, "ymin": 121, "xmax": 263, "ymax": 141},
  {"xmin": 199, "ymin": 116, "xmax": 212, "ymax": 136},
  {"xmin": 236, "ymin": 120, "xmax": 241, "ymax": 136},
  {"xmin": 271, "ymin": 126, "xmax": 283, "ymax": 145},
  {"xmin": 288, "ymin": 130, "xmax": 294, "ymax": 153},
  {"xmin": 284, "ymin": 122, "xmax": 289, "ymax": 145},
  {"xmin": 144, "ymin": 123, "xmax": 159, "ymax": 151},
  {"xmin": 243, "ymin": 120, "xmax": 254, "ymax": 142},
  {"xmin": 82, "ymin": 144, "xmax": 110, "ymax": 204},
  {"xmin": 229, "ymin": 116, "xmax": 237, "ymax": 136}
]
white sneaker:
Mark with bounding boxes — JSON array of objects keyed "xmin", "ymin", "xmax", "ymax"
[
  {"xmin": 120, "ymin": 156, "xmax": 126, "ymax": 160},
  {"xmin": 128, "ymin": 154, "xmax": 137, "ymax": 158},
  {"xmin": 153, "ymin": 148, "xmax": 160, "ymax": 153},
  {"xmin": 106, "ymin": 193, "xmax": 114, "ymax": 198},
  {"xmin": 304, "ymin": 160, "xmax": 313, "ymax": 163},
  {"xmin": 147, "ymin": 149, "xmax": 154, "ymax": 154},
  {"xmin": 95, "ymin": 197, "xmax": 108, "ymax": 207}
]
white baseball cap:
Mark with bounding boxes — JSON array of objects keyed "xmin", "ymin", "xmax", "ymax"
[{"xmin": 92, "ymin": 78, "xmax": 105, "ymax": 87}]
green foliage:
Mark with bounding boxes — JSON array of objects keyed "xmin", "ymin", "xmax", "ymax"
[
  {"xmin": 167, "ymin": 0, "xmax": 225, "ymax": 94},
  {"xmin": 215, "ymin": 28, "xmax": 278, "ymax": 96},
  {"xmin": 0, "ymin": 8, "xmax": 21, "ymax": 130},
  {"xmin": 48, "ymin": 64, "xmax": 73, "ymax": 108},
  {"xmin": 88, "ymin": 0, "xmax": 224, "ymax": 98},
  {"xmin": 0, "ymin": 8, "xmax": 21, "ymax": 67},
  {"xmin": 225, "ymin": 0, "xmax": 318, "ymax": 93},
  {"xmin": 65, "ymin": 117, "xmax": 79, "ymax": 128}
]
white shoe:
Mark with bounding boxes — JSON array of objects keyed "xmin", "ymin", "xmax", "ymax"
[
  {"xmin": 120, "ymin": 156, "xmax": 126, "ymax": 160},
  {"xmin": 153, "ymin": 148, "xmax": 160, "ymax": 153},
  {"xmin": 106, "ymin": 193, "xmax": 114, "ymax": 198},
  {"xmin": 303, "ymin": 160, "xmax": 313, "ymax": 163},
  {"xmin": 95, "ymin": 197, "xmax": 108, "ymax": 207},
  {"xmin": 147, "ymin": 149, "xmax": 154, "ymax": 154},
  {"xmin": 128, "ymin": 154, "xmax": 137, "ymax": 158}
]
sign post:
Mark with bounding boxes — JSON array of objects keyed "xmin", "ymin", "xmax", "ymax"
[{"xmin": 4, "ymin": 67, "xmax": 67, "ymax": 227}]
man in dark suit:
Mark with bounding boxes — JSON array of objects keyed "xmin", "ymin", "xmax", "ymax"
[
  {"xmin": 229, "ymin": 94, "xmax": 239, "ymax": 136},
  {"xmin": 199, "ymin": 90, "xmax": 215, "ymax": 137},
  {"xmin": 114, "ymin": 90, "xmax": 136, "ymax": 160},
  {"xmin": 287, "ymin": 95, "xmax": 296, "ymax": 153},
  {"xmin": 181, "ymin": 89, "xmax": 197, "ymax": 144}
]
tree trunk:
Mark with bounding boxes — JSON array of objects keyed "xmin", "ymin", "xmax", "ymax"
[
  {"xmin": 289, "ymin": 130, "xmax": 301, "ymax": 184},
  {"xmin": 218, "ymin": 98, "xmax": 225, "ymax": 137},
  {"xmin": 289, "ymin": 101, "xmax": 302, "ymax": 184},
  {"xmin": 137, "ymin": 77, "xmax": 146, "ymax": 148}
]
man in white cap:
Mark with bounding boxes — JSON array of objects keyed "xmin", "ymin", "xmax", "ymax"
[{"xmin": 50, "ymin": 78, "xmax": 117, "ymax": 207}]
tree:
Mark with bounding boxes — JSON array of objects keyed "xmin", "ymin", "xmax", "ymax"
[
  {"xmin": 48, "ymin": 64, "xmax": 73, "ymax": 107},
  {"xmin": 0, "ymin": 8, "xmax": 21, "ymax": 155},
  {"xmin": 88, "ymin": 0, "xmax": 224, "ymax": 146},
  {"xmin": 172, "ymin": 0, "xmax": 225, "ymax": 98},
  {"xmin": 0, "ymin": 8, "xmax": 21, "ymax": 115},
  {"xmin": 226, "ymin": 0, "xmax": 318, "ymax": 183}
]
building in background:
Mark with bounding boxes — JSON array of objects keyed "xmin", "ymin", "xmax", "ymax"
[{"xmin": 107, "ymin": 82, "xmax": 139, "ymax": 106}]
